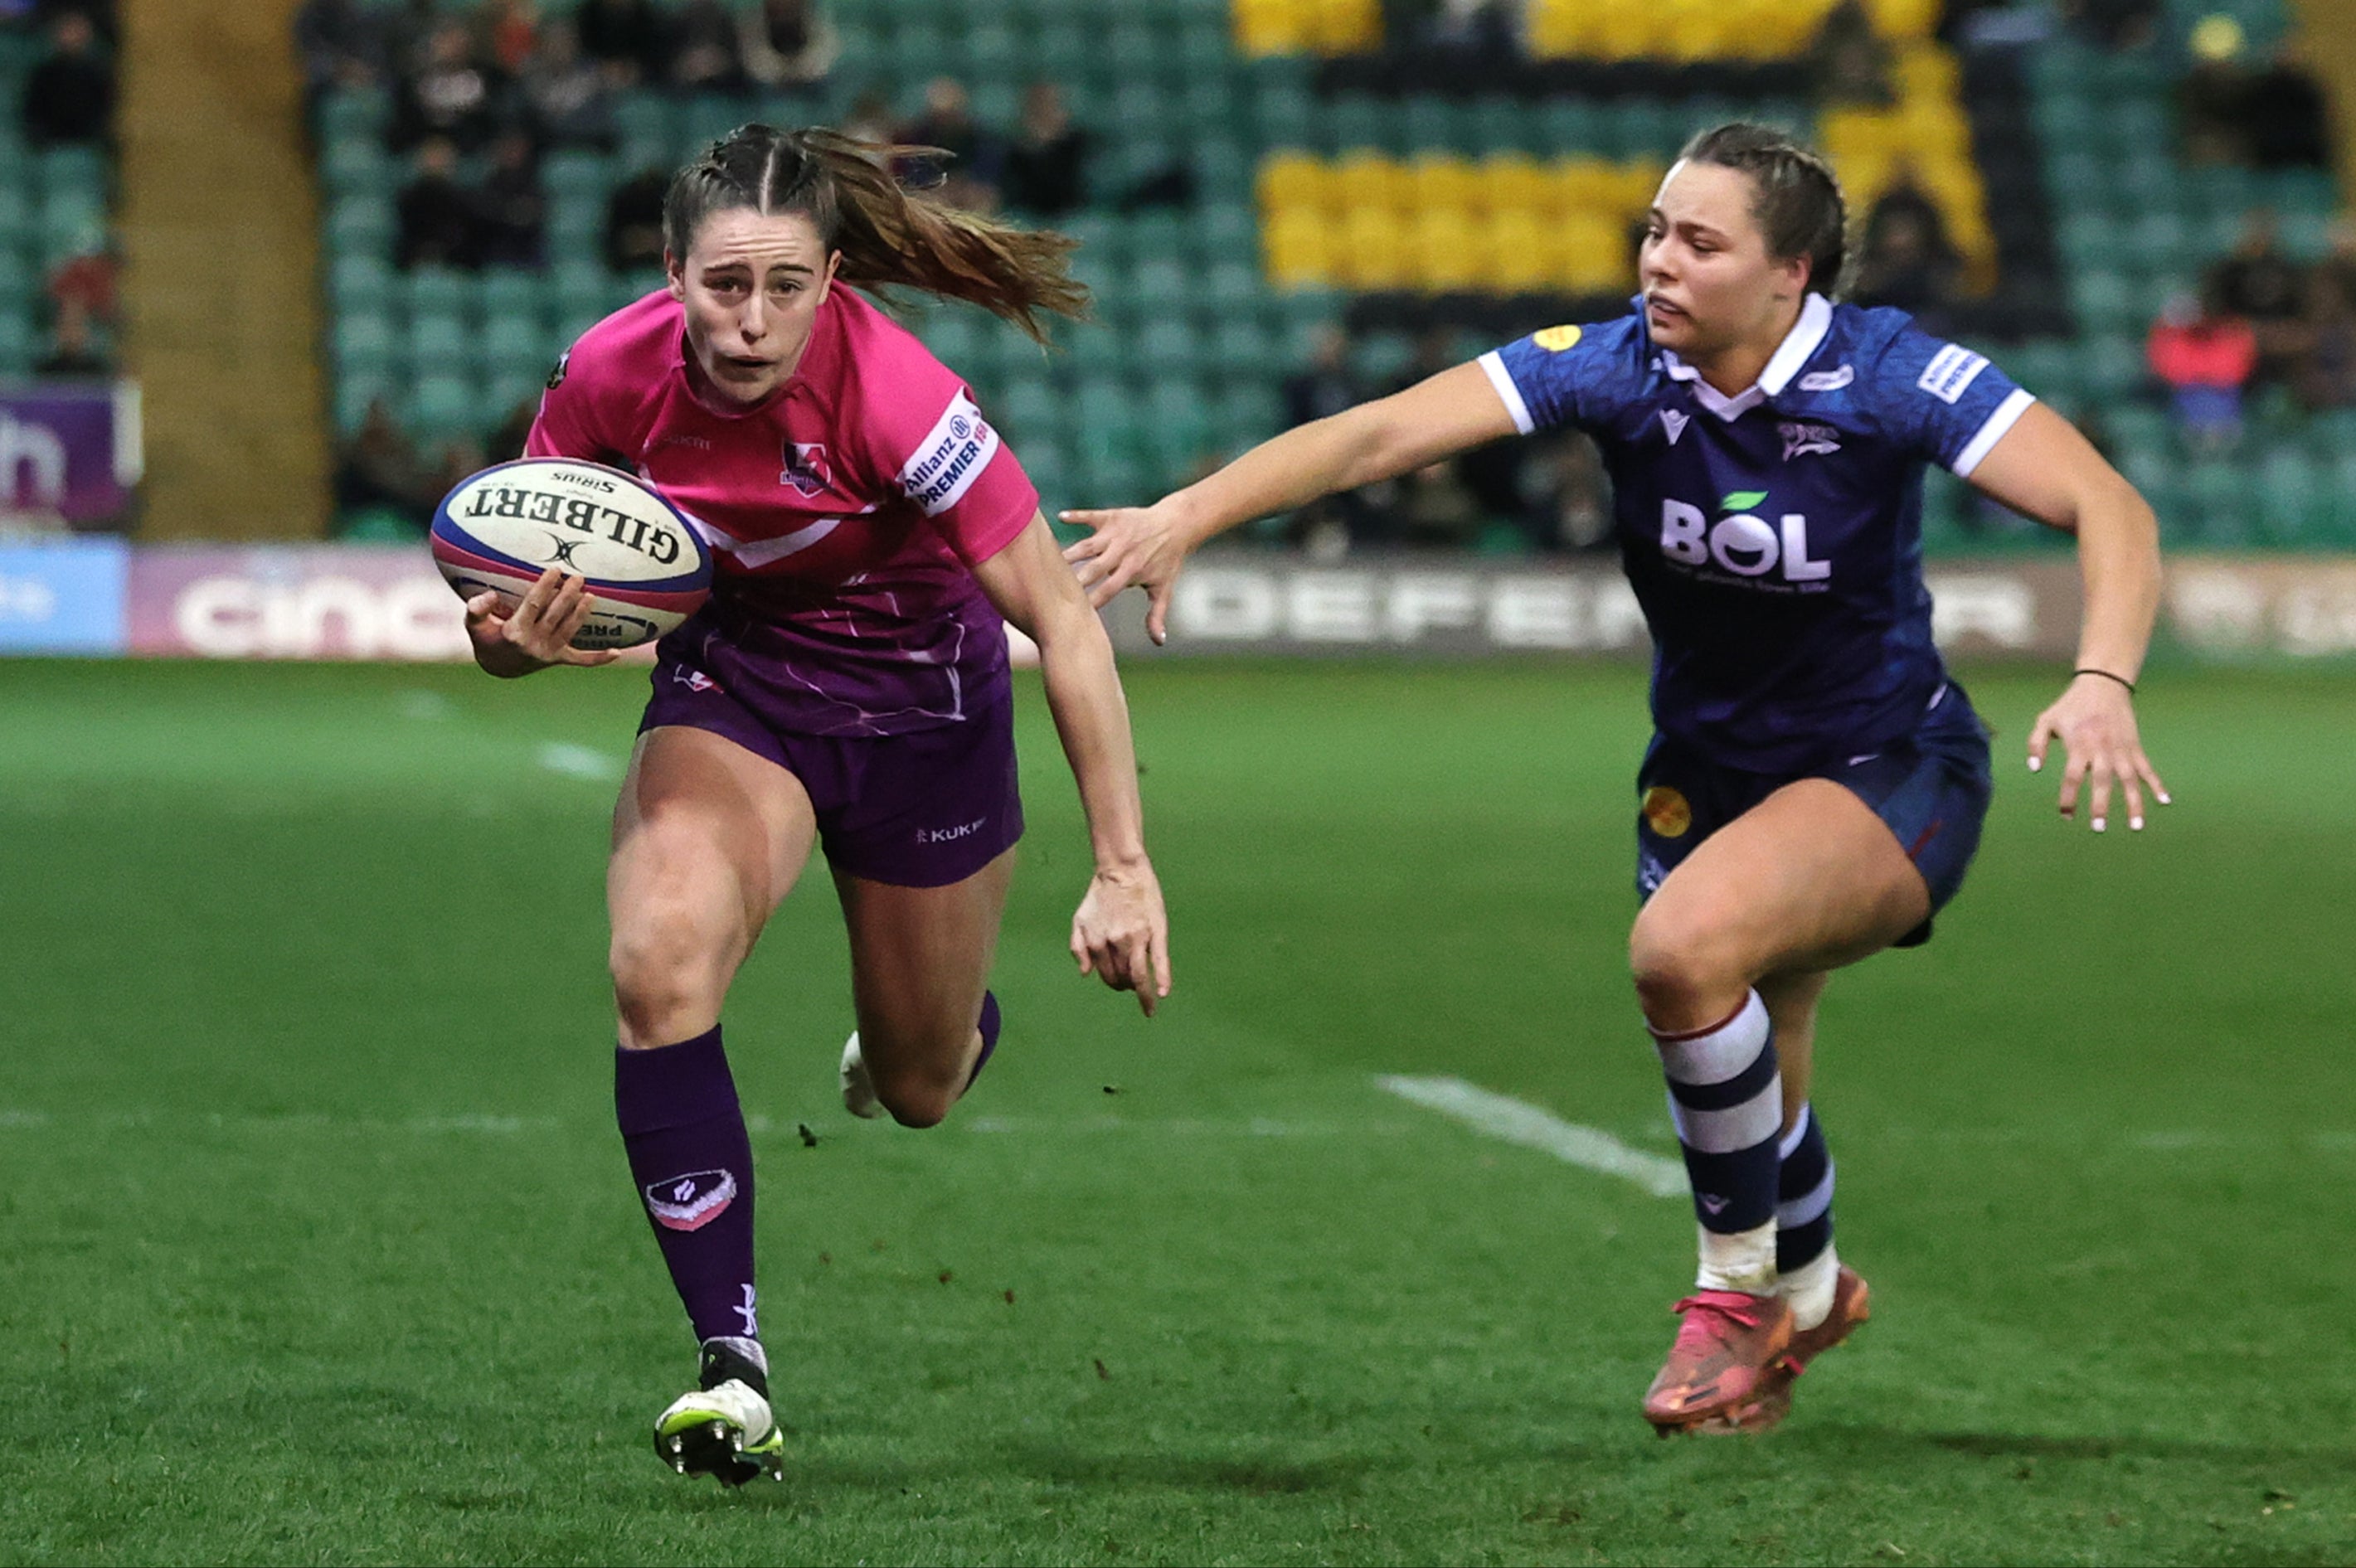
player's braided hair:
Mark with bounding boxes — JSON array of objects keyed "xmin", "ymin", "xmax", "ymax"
[
  {"xmin": 663, "ymin": 123, "xmax": 1090, "ymax": 344},
  {"xmin": 1678, "ymin": 122, "xmax": 1851, "ymax": 300}
]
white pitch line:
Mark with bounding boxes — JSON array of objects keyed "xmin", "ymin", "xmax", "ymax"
[
  {"xmin": 536, "ymin": 741, "xmax": 623, "ymax": 781},
  {"xmin": 1377, "ymin": 1075, "xmax": 1686, "ymax": 1199}
]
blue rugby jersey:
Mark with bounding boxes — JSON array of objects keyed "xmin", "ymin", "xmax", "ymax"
[{"xmin": 1479, "ymin": 294, "xmax": 2033, "ymax": 772}]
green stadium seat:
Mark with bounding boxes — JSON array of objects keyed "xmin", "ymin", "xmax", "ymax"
[
  {"xmin": 407, "ymin": 371, "xmax": 483, "ymax": 438},
  {"xmin": 333, "ymin": 312, "xmax": 400, "ymax": 376},
  {"xmin": 1105, "ymin": 22, "xmax": 1167, "ymax": 85},
  {"xmin": 542, "ymin": 151, "xmax": 610, "ymax": 205},
  {"xmin": 334, "ymin": 373, "xmax": 398, "ymax": 434},
  {"xmin": 2002, "ymin": 339, "xmax": 2077, "ymax": 404},
  {"xmin": 1063, "ymin": 318, "xmax": 1128, "ymax": 376},
  {"xmin": 483, "ymin": 370, "xmax": 544, "ymax": 425},
  {"xmin": 1176, "ymin": 76, "xmax": 1239, "ymax": 140},
  {"xmin": 403, "ymin": 267, "xmax": 473, "ymax": 320},
  {"xmin": 1109, "ymin": 81, "xmax": 1173, "ymax": 133},
  {"xmin": 1127, "ymin": 255, "xmax": 1191, "ymax": 310},
  {"xmin": 1194, "ymin": 203, "xmax": 1256, "ymax": 265},
  {"xmin": 0, "ymin": 246, "xmax": 32, "ymax": 301},
  {"xmin": 326, "ymin": 198, "xmax": 395, "ymax": 258},
  {"xmin": 1025, "ymin": 21, "xmax": 1091, "ymax": 81},
  {"xmin": 320, "ymin": 134, "xmax": 394, "ymax": 198},
  {"xmin": 316, "ymin": 87, "xmax": 389, "ymax": 143},
  {"xmin": 478, "ymin": 267, "xmax": 545, "ymax": 324},
  {"xmin": 2120, "ymin": 213, "xmax": 2191, "ymax": 273},
  {"xmin": 614, "ymin": 94, "xmax": 669, "ymax": 152},
  {"xmin": 1402, "ymin": 95, "xmax": 1466, "ymax": 153},
  {"xmin": 1173, "ymin": 16, "xmax": 1231, "ymax": 79},
  {"xmin": 2081, "ymin": 335, "xmax": 2149, "ymax": 400},
  {"xmin": 963, "ymin": 21, "xmax": 1022, "ymax": 75},
  {"xmin": 329, "ymin": 252, "xmax": 396, "ymax": 311},
  {"xmin": 998, "ymin": 376, "xmax": 1065, "ymax": 439},
  {"xmin": 1191, "ymin": 138, "xmax": 1252, "ymax": 206},
  {"xmin": 1467, "ymin": 97, "xmax": 1531, "ymax": 158},
  {"xmin": 407, "ymin": 312, "xmax": 472, "ymax": 371},
  {"xmin": 2104, "ymin": 403, "xmax": 2174, "ymax": 460},
  {"xmin": 1134, "ymin": 318, "xmax": 1201, "ymax": 376},
  {"xmin": 1535, "ymin": 100, "xmax": 1601, "ymax": 157},
  {"xmin": 1212, "ymin": 381, "xmax": 1282, "ymax": 448},
  {"xmin": 2305, "ymin": 405, "xmax": 2356, "ymax": 459},
  {"xmin": 1200, "ymin": 259, "xmax": 1261, "ymax": 313},
  {"xmin": 1252, "ymin": 84, "xmax": 1315, "ymax": 151},
  {"xmin": 2071, "ymin": 271, "xmax": 2141, "ymax": 337},
  {"xmin": 0, "ymin": 187, "xmax": 27, "ymax": 245},
  {"xmin": 2183, "ymin": 459, "xmax": 2255, "ymax": 545},
  {"xmin": 480, "ymin": 313, "xmax": 549, "ymax": 375},
  {"xmin": 1206, "ymin": 319, "xmax": 1276, "ymax": 378},
  {"xmin": 920, "ymin": 312, "xmax": 985, "ymax": 369},
  {"xmin": 1324, "ymin": 97, "xmax": 1388, "ymax": 156},
  {"xmin": 2252, "ymin": 449, "xmax": 2322, "ymax": 546}
]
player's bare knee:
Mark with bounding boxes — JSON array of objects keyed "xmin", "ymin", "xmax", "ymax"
[
  {"xmin": 610, "ymin": 904, "xmax": 729, "ymax": 1041},
  {"xmin": 1628, "ymin": 905, "xmax": 1743, "ymax": 1022},
  {"xmin": 869, "ymin": 1063, "xmax": 957, "ymax": 1128}
]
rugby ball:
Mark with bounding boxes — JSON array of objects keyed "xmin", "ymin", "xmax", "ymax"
[{"xmin": 430, "ymin": 459, "xmax": 713, "ymax": 650}]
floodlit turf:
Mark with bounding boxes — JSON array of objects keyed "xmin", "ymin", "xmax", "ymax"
[{"xmin": 2, "ymin": 655, "xmax": 2352, "ymax": 1566}]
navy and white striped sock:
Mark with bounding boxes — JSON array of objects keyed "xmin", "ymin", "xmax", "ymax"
[
  {"xmin": 1776, "ymin": 1103, "xmax": 1840, "ymax": 1330},
  {"xmin": 1651, "ymin": 989, "xmax": 1783, "ymax": 1295}
]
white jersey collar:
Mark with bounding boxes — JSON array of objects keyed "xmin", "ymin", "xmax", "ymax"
[{"xmin": 1659, "ymin": 293, "xmax": 1835, "ymax": 420}]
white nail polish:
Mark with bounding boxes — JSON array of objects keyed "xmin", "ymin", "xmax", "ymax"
[
  {"xmin": 2158, "ymin": 793, "xmax": 2172, "ymax": 804},
  {"xmin": 2028, "ymin": 756, "xmax": 2042, "ymax": 772},
  {"xmin": 2091, "ymin": 818, "xmax": 2106, "ymax": 832},
  {"xmin": 2130, "ymin": 817, "xmax": 2144, "ymax": 830}
]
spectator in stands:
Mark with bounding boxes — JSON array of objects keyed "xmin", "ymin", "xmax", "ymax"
[
  {"xmin": 2059, "ymin": 0, "xmax": 2160, "ymax": 51},
  {"xmin": 739, "ymin": 0, "xmax": 837, "ymax": 90},
  {"xmin": 664, "ymin": 0, "xmax": 742, "ymax": 93},
  {"xmin": 575, "ymin": 0, "xmax": 664, "ymax": 88},
  {"xmin": 296, "ymin": 0, "xmax": 392, "ymax": 103},
  {"xmin": 390, "ymin": 19, "xmax": 496, "ymax": 153},
  {"xmin": 1811, "ymin": 0, "xmax": 1893, "ymax": 109},
  {"xmin": 479, "ymin": 0, "xmax": 540, "ymax": 75},
  {"xmin": 2208, "ymin": 209, "xmax": 2310, "ymax": 388},
  {"xmin": 34, "ymin": 299, "xmax": 109, "ymax": 378},
  {"xmin": 1523, "ymin": 430, "xmax": 1612, "ymax": 551},
  {"xmin": 521, "ymin": 17, "xmax": 616, "ymax": 148},
  {"xmin": 335, "ymin": 397, "xmax": 433, "ymax": 530},
  {"xmin": 900, "ymin": 77, "xmax": 1002, "ymax": 211},
  {"xmin": 603, "ymin": 163, "xmax": 668, "ymax": 271},
  {"xmin": 1000, "ymin": 82, "xmax": 1090, "ymax": 219},
  {"xmin": 20, "ymin": 10, "xmax": 112, "ymax": 147},
  {"xmin": 2179, "ymin": 16, "xmax": 2255, "ymax": 167},
  {"xmin": 1280, "ymin": 324, "xmax": 1368, "ymax": 547},
  {"xmin": 396, "ymin": 136, "xmax": 482, "ymax": 269},
  {"xmin": 474, "ymin": 128, "xmax": 546, "ymax": 267},
  {"xmin": 2147, "ymin": 288, "xmax": 2256, "ymax": 454},
  {"xmin": 2243, "ymin": 44, "xmax": 2333, "ymax": 171},
  {"xmin": 2317, "ymin": 216, "xmax": 2356, "ymax": 315},
  {"xmin": 2297, "ymin": 269, "xmax": 2356, "ymax": 411},
  {"xmin": 1852, "ymin": 172, "xmax": 1961, "ymax": 320},
  {"xmin": 46, "ymin": 241, "xmax": 117, "ymax": 326},
  {"xmin": 840, "ymin": 87, "xmax": 896, "ymax": 147}
]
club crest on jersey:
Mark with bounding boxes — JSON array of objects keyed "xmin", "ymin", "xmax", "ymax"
[
  {"xmin": 780, "ymin": 442, "xmax": 832, "ymax": 496},
  {"xmin": 671, "ymin": 666, "xmax": 721, "ymax": 695},
  {"xmin": 1779, "ymin": 421, "xmax": 1842, "ymax": 461},
  {"xmin": 1661, "ymin": 409, "xmax": 1689, "ymax": 446},
  {"xmin": 644, "ymin": 1169, "xmax": 736, "ymax": 1231}
]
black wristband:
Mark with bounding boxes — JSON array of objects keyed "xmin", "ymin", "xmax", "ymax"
[{"xmin": 2072, "ymin": 667, "xmax": 2136, "ymax": 696}]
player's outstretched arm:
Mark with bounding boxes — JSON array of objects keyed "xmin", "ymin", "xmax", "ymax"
[
  {"xmin": 463, "ymin": 566, "xmax": 623, "ymax": 678},
  {"xmin": 974, "ymin": 514, "xmax": 1171, "ymax": 1015},
  {"xmin": 1965, "ymin": 401, "xmax": 2171, "ymax": 833},
  {"xmin": 1060, "ymin": 360, "xmax": 1521, "ymax": 643}
]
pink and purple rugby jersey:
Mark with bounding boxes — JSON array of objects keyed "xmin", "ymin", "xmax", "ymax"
[{"xmin": 527, "ymin": 285, "xmax": 1038, "ymax": 737}]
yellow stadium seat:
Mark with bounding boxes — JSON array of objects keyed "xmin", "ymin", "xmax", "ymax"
[
  {"xmin": 1335, "ymin": 206, "xmax": 1410, "ymax": 289},
  {"xmin": 1334, "ymin": 152, "xmax": 1409, "ymax": 213},
  {"xmin": 1483, "ymin": 211, "xmax": 1557, "ymax": 293},
  {"xmin": 1406, "ymin": 155, "xmax": 1479, "ymax": 212},
  {"xmin": 1312, "ymin": 0, "xmax": 1382, "ymax": 52},
  {"xmin": 1864, "ymin": 0, "xmax": 1940, "ymax": 41},
  {"xmin": 1409, "ymin": 208, "xmax": 1486, "ymax": 292},
  {"xmin": 1477, "ymin": 155, "xmax": 1552, "ymax": 216},
  {"xmin": 1256, "ymin": 153, "xmax": 1332, "ymax": 215},
  {"xmin": 1591, "ymin": 10, "xmax": 1657, "ymax": 61},
  {"xmin": 1550, "ymin": 158, "xmax": 1619, "ymax": 210},
  {"xmin": 1263, "ymin": 207, "xmax": 1335, "ymax": 289},
  {"xmin": 1554, "ymin": 211, "xmax": 1634, "ymax": 292},
  {"xmin": 1233, "ymin": 0, "xmax": 1308, "ymax": 56}
]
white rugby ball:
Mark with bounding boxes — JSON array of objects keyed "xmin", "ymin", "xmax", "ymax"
[{"xmin": 430, "ymin": 459, "xmax": 713, "ymax": 650}]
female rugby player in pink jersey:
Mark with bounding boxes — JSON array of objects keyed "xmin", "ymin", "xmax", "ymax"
[
  {"xmin": 1064, "ymin": 124, "xmax": 2169, "ymax": 1436},
  {"xmin": 459, "ymin": 124, "xmax": 1170, "ymax": 1484}
]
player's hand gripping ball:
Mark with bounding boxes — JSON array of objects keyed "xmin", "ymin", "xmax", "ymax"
[{"xmin": 430, "ymin": 459, "xmax": 712, "ymax": 649}]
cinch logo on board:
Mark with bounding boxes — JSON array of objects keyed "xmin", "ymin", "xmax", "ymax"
[
  {"xmin": 1659, "ymin": 493, "xmax": 1832, "ymax": 585},
  {"xmin": 898, "ymin": 393, "xmax": 998, "ymax": 516}
]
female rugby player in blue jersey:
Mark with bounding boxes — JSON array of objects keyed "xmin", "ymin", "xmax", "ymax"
[{"xmin": 1061, "ymin": 123, "xmax": 2169, "ymax": 1435}]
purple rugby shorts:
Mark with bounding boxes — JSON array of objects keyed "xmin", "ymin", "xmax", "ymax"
[{"xmin": 638, "ymin": 656, "xmax": 1023, "ymax": 889}]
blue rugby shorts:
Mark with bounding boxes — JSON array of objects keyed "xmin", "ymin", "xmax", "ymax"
[{"xmin": 1634, "ymin": 682, "xmax": 1994, "ymax": 948}]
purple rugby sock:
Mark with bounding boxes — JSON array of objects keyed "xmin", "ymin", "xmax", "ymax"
[
  {"xmin": 965, "ymin": 990, "xmax": 1002, "ymax": 1090},
  {"xmin": 615, "ymin": 1026, "xmax": 760, "ymax": 1348}
]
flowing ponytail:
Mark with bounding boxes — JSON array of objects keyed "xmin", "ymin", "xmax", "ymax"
[{"xmin": 663, "ymin": 124, "xmax": 1090, "ymax": 342}]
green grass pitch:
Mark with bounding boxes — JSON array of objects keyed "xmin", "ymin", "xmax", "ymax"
[{"xmin": 2, "ymin": 656, "xmax": 2352, "ymax": 1566}]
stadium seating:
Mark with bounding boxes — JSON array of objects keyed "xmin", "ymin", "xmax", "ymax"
[
  {"xmin": 0, "ymin": 27, "xmax": 116, "ymax": 379},
  {"xmin": 306, "ymin": 0, "xmax": 2344, "ymax": 552}
]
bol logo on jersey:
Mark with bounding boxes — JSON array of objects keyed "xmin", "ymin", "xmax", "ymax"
[{"xmin": 1659, "ymin": 491, "xmax": 1832, "ymax": 586}]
